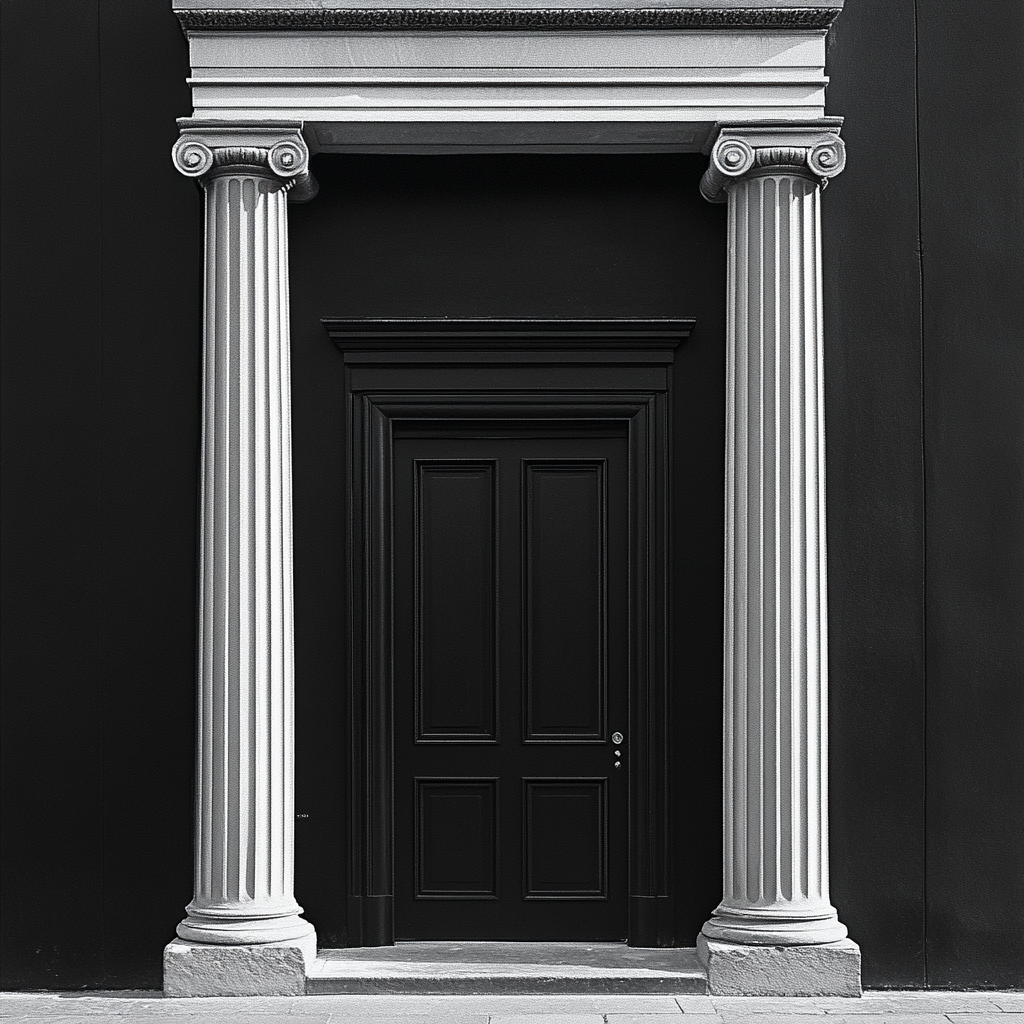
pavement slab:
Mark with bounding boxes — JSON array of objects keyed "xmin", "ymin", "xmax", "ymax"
[
  {"xmin": 816, "ymin": 998, "xmax": 906, "ymax": 1014},
  {"xmin": 712, "ymin": 999, "xmax": 826, "ymax": 1014},
  {"xmin": 878, "ymin": 996, "xmax": 1005, "ymax": 1013},
  {"xmin": 946, "ymin": 1016, "xmax": 1024, "ymax": 1024},
  {"xmin": 486, "ymin": 1016, "xmax": 606, "ymax": 1024},
  {"xmin": 609, "ymin": 1016, "xmax": 696, "ymax": 1023},
  {"xmin": 671, "ymin": 998, "xmax": 715, "ymax": 1013},
  {"xmin": 4, "ymin": 992, "xmax": 1024, "ymax": 1024}
]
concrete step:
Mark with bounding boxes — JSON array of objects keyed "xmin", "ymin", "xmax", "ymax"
[{"xmin": 307, "ymin": 942, "xmax": 707, "ymax": 995}]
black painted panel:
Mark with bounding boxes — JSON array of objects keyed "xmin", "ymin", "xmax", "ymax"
[
  {"xmin": 918, "ymin": 0, "xmax": 1024, "ymax": 990},
  {"xmin": 823, "ymin": 0, "xmax": 927, "ymax": 988},
  {"xmin": 416, "ymin": 462, "xmax": 498, "ymax": 742},
  {"xmin": 523, "ymin": 462, "xmax": 606, "ymax": 741},
  {"xmin": 1, "ymin": 0, "xmax": 199, "ymax": 989},
  {"xmin": 95, "ymin": 0, "xmax": 199, "ymax": 989},
  {"xmin": 0, "ymin": 0, "xmax": 106, "ymax": 991},
  {"xmin": 524, "ymin": 780, "xmax": 607, "ymax": 898},
  {"xmin": 416, "ymin": 780, "xmax": 498, "ymax": 898}
]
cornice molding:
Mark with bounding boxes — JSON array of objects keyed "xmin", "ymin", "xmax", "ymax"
[
  {"xmin": 699, "ymin": 123, "xmax": 845, "ymax": 202},
  {"xmin": 174, "ymin": 7, "xmax": 841, "ymax": 31}
]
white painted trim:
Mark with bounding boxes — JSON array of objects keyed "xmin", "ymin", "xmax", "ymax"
[{"xmin": 178, "ymin": 27, "xmax": 829, "ymax": 151}]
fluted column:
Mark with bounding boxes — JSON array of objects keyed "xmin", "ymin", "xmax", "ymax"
[
  {"xmin": 699, "ymin": 127, "xmax": 855, "ymax": 967},
  {"xmin": 170, "ymin": 123, "xmax": 317, "ymax": 952}
]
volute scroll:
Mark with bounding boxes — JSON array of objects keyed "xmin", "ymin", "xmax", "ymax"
[
  {"xmin": 700, "ymin": 124, "xmax": 846, "ymax": 203},
  {"xmin": 171, "ymin": 120, "xmax": 319, "ymax": 202}
]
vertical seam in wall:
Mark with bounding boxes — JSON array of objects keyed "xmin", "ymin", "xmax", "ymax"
[
  {"xmin": 914, "ymin": 0, "xmax": 928, "ymax": 991},
  {"xmin": 96, "ymin": 0, "xmax": 108, "ymax": 987}
]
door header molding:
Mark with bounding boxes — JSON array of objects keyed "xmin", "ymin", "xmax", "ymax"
[
  {"xmin": 324, "ymin": 318, "xmax": 695, "ymax": 350},
  {"xmin": 340, "ymin": 324, "xmax": 679, "ymax": 947}
]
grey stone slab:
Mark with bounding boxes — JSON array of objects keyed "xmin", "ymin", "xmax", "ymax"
[
  {"xmin": 486, "ymin": 1016, "xmax": 606, "ymax": 1024},
  {"xmin": 714, "ymin": 1017, "xmax": 942, "ymax": 1024},
  {"xmin": 947, "ymin": 1015, "xmax": 1024, "ymax": 1024},
  {"xmin": 811, "ymin": 1017, "xmax": 946, "ymax": 1024},
  {"xmin": 0, "ymin": 1015, "xmax": 123, "ymax": 1024},
  {"xmin": 714, "ymin": 1015, "xmax": 841, "ymax": 1024},
  {"xmin": 0, "ymin": 1018, "xmax": 120, "ymax": 1024},
  {"xmin": 608, "ymin": 1015, "xmax": 691, "ymax": 1022},
  {"xmin": 0, "ymin": 994, "xmax": 316, "ymax": 1019},
  {"xmin": 816, "ymin": 997, "xmax": 905, "ymax": 1014},
  {"xmin": 301, "ymin": 995, "xmax": 689, "ymax": 1015},
  {"xmin": 309, "ymin": 944, "xmax": 705, "ymax": 996},
  {"xmin": 315, "ymin": 944, "xmax": 699, "ymax": 970},
  {"xmin": 0, "ymin": 995, "xmax": 130, "ymax": 1017},
  {"xmin": 302, "ymin": 1016, "xmax": 485, "ymax": 1024},
  {"xmin": 712, "ymin": 999, "xmax": 827, "ymax": 1014},
  {"xmin": 672, "ymin": 997, "xmax": 717, "ymax": 1013},
  {"xmin": 993, "ymin": 999, "xmax": 1024, "ymax": 1013},
  {"xmin": 875, "ymin": 995, "xmax": 1004, "ymax": 1013}
]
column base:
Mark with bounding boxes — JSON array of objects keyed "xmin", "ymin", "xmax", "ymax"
[
  {"xmin": 697, "ymin": 934, "xmax": 861, "ymax": 997},
  {"xmin": 163, "ymin": 931, "xmax": 317, "ymax": 997}
]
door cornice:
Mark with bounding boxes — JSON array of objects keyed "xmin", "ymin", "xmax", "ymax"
[{"xmin": 172, "ymin": 0, "xmax": 841, "ymax": 153}]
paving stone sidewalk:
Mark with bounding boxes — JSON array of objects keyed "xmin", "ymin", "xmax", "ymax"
[{"xmin": 3, "ymin": 991, "xmax": 1023, "ymax": 1024}]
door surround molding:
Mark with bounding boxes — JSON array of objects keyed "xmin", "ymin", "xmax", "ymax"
[
  {"xmin": 326, "ymin": 318, "xmax": 690, "ymax": 949},
  {"xmin": 165, "ymin": 0, "xmax": 862, "ymax": 999}
]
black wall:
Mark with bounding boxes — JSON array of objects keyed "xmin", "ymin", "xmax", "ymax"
[{"xmin": 2, "ymin": 0, "xmax": 1022, "ymax": 991}]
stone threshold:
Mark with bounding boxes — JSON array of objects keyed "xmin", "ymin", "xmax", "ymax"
[{"xmin": 307, "ymin": 942, "xmax": 707, "ymax": 995}]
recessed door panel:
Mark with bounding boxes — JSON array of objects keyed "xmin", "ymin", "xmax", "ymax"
[
  {"xmin": 416, "ymin": 779, "xmax": 498, "ymax": 898},
  {"xmin": 524, "ymin": 779, "xmax": 607, "ymax": 898},
  {"xmin": 523, "ymin": 462, "xmax": 606, "ymax": 742},
  {"xmin": 394, "ymin": 431, "xmax": 629, "ymax": 940},
  {"xmin": 415, "ymin": 462, "xmax": 498, "ymax": 742}
]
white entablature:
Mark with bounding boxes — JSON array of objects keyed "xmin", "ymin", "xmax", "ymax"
[{"xmin": 173, "ymin": 0, "xmax": 842, "ymax": 152}]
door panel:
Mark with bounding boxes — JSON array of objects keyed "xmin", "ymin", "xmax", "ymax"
[
  {"xmin": 414, "ymin": 462, "xmax": 498, "ymax": 742},
  {"xmin": 393, "ymin": 432, "xmax": 629, "ymax": 940},
  {"xmin": 523, "ymin": 462, "xmax": 606, "ymax": 742},
  {"xmin": 415, "ymin": 779, "xmax": 498, "ymax": 898},
  {"xmin": 523, "ymin": 779, "xmax": 607, "ymax": 897}
]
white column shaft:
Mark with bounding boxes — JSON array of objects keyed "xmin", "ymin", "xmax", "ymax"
[
  {"xmin": 705, "ymin": 166, "xmax": 846, "ymax": 945},
  {"xmin": 178, "ymin": 165, "xmax": 312, "ymax": 945}
]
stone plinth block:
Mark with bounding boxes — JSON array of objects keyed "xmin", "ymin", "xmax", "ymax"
[
  {"xmin": 697, "ymin": 935, "xmax": 861, "ymax": 997},
  {"xmin": 163, "ymin": 935, "xmax": 316, "ymax": 997}
]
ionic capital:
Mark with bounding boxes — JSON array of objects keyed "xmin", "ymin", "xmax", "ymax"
[
  {"xmin": 700, "ymin": 123, "xmax": 846, "ymax": 203},
  {"xmin": 171, "ymin": 119, "xmax": 319, "ymax": 203}
]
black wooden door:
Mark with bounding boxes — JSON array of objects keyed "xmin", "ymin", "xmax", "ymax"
[{"xmin": 392, "ymin": 429, "xmax": 630, "ymax": 940}]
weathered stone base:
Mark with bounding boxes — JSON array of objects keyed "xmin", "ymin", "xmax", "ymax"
[
  {"xmin": 697, "ymin": 934, "xmax": 861, "ymax": 997},
  {"xmin": 163, "ymin": 933, "xmax": 317, "ymax": 997}
]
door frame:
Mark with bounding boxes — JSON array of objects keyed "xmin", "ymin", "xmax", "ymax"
[{"xmin": 325, "ymin": 319, "xmax": 692, "ymax": 948}]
